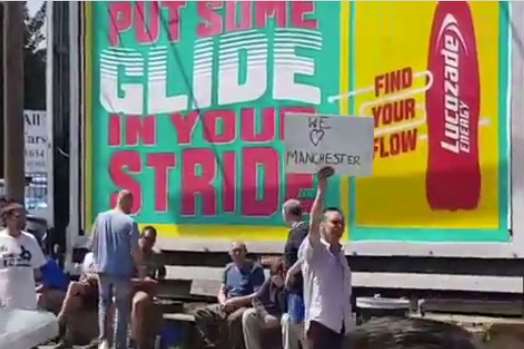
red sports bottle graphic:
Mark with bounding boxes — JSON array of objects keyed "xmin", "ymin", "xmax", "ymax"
[{"xmin": 426, "ymin": 1, "xmax": 481, "ymax": 210}]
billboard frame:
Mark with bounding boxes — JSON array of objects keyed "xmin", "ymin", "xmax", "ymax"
[{"xmin": 77, "ymin": 2, "xmax": 524, "ymax": 259}]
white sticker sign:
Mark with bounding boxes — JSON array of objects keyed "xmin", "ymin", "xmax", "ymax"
[
  {"xmin": 284, "ymin": 114, "xmax": 374, "ymax": 176},
  {"xmin": 24, "ymin": 110, "xmax": 48, "ymax": 174}
]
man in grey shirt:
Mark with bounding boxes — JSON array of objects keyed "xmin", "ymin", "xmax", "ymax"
[{"xmin": 92, "ymin": 190, "xmax": 143, "ymax": 349}]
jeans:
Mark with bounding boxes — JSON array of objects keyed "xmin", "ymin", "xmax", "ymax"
[
  {"xmin": 287, "ymin": 293, "xmax": 305, "ymax": 323},
  {"xmin": 98, "ymin": 274, "xmax": 132, "ymax": 349}
]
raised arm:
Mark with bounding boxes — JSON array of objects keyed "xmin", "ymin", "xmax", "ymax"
[
  {"xmin": 89, "ymin": 216, "xmax": 99, "ymax": 256},
  {"xmin": 308, "ymin": 167, "xmax": 334, "ymax": 244}
]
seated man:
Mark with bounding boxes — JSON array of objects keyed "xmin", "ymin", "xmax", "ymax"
[
  {"xmin": 54, "ymin": 226, "xmax": 165, "ymax": 349},
  {"xmin": 242, "ymin": 258, "xmax": 287, "ymax": 349},
  {"xmin": 194, "ymin": 241, "xmax": 265, "ymax": 349},
  {"xmin": 53, "ymin": 251, "xmax": 101, "ymax": 348},
  {"xmin": 130, "ymin": 225, "xmax": 166, "ymax": 349}
]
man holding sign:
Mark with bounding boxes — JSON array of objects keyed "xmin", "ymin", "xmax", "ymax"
[{"xmin": 300, "ymin": 167, "xmax": 352, "ymax": 349}]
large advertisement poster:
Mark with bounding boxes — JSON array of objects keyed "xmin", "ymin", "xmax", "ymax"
[
  {"xmin": 349, "ymin": 2, "xmax": 510, "ymax": 242},
  {"xmin": 85, "ymin": 1, "xmax": 510, "ymax": 243},
  {"xmin": 87, "ymin": 1, "xmax": 345, "ymax": 241}
]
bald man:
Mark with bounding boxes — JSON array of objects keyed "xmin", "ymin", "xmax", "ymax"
[
  {"xmin": 281, "ymin": 199, "xmax": 308, "ymax": 349},
  {"xmin": 91, "ymin": 190, "xmax": 142, "ymax": 349},
  {"xmin": 194, "ymin": 241, "xmax": 265, "ymax": 349}
]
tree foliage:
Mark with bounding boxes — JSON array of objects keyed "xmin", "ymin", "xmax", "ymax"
[{"xmin": 24, "ymin": 1, "xmax": 46, "ymax": 110}]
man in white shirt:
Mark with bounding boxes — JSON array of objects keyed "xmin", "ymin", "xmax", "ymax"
[
  {"xmin": 0, "ymin": 202, "xmax": 47, "ymax": 310},
  {"xmin": 300, "ymin": 167, "xmax": 352, "ymax": 349}
]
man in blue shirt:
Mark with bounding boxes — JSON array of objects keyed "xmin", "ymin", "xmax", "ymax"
[
  {"xmin": 92, "ymin": 190, "xmax": 142, "ymax": 349},
  {"xmin": 194, "ymin": 241, "xmax": 265, "ymax": 349}
]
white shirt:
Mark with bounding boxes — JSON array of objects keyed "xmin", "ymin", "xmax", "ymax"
[
  {"xmin": 0, "ymin": 230, "xmax": 46, "ymax": 310},
  {"xmin": 300, "ymin": 236, "xmax": 352, "ymax": 335},
  {"xmin": 82, "ymin": 252, "xmax": 96, "ymax": 274}
]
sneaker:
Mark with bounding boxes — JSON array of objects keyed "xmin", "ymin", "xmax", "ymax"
[
  {"xmin": 77, "ymin": 338, "xmax": 100, "ymax": 349},
  {"xmin": 81, "ymin": 338, "xmax": 101, "ymax": 349},
  {"xmin": 50, "ymin": 340, "xmax": 72, "ymax": 349},
  {"xmin": 98, "ymin": 340, "xmax": 110, "ymax": 349},
  {"xmin": 203, "ymin": 339, "xmax": 217, "ymax": 348}
]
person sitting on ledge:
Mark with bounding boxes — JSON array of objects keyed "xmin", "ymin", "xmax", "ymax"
[{"xmin": 194, "ymin": 241, "xmax": 265, "ymax": 349}]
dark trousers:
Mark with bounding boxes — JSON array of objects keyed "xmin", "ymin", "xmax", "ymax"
[{"xmin": 306, "ymin": 321, "xmax": 344, "ymax": 349}]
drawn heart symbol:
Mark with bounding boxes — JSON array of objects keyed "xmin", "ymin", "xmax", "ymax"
[{"xmin": 309, "ymin": 129, "xmax": 325, "ymax": 146}]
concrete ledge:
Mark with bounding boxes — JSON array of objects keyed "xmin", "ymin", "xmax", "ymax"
[{"xmin": 163, "ymin": 313, "xmax": 196, "ymax": 323}]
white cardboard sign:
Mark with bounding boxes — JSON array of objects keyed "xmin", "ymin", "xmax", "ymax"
[
  {"xmin": 284, "ymin": 114, "xmax": 374, "ymax": 176},
  {"xmin": 24, "ymin": 110, "xmax": 48, "ymax": 174}
]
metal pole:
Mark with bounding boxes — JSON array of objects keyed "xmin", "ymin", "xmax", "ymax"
[
  {"xmin": 3, "ymin": 2, "xmax": 25, "ymax": 203},
  {"xmin": 67, "ymin": 1, "xmax": 78, "ymax": 273},
  {"xmin": 46, "ymin": 2, "xmax": 55, "ymax": 227},
  {"xmin": 0, "ymin": 5, "xmax": 4, "ymax": 180}
]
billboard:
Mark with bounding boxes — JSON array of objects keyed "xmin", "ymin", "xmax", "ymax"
[
  {"xmin": 85, "ymin": 1, "xmax": 510, "ymax": 243},
  {"xmin": 348, "ymin": 1, "xmax": 510, "ymax": 242}
]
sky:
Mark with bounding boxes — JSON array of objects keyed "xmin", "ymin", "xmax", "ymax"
[
  {"xmin": 27, "ymin": 0, "xmax": 44, "ymax": 17},
  {"xmin": 27, "ymin": 0, "xmax": 46, "ymax": 50}
]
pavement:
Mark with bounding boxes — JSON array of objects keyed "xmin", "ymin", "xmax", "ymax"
[{"xmin": 411, "ymin": 313, "xmax": 524, "ymax": 349}]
